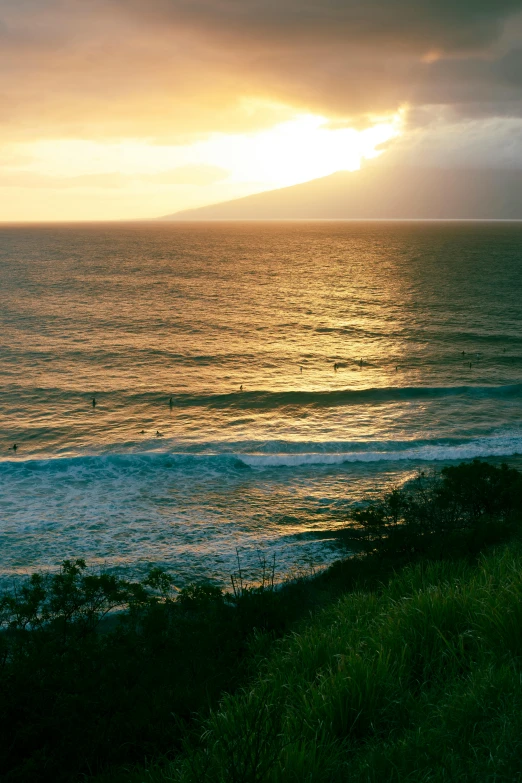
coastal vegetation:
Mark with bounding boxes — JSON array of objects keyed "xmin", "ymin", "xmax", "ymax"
[{"xmin": 1, "ymin": 460, "xmax": 521, "ymax": 782}]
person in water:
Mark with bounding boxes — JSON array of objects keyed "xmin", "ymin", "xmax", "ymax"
[
  {"xmin": 334, "ymin": 363, "xmax": 338, "ymax": 372},
  {"xmin": 12, "ymin": 444, "xmax": 17, "ymax": 452},
  {"xmin": 169, "ymin": 396, "xmax": 173, "ymax": 408},
  {"xmin": 92, "ymin": 397, "xmax": 96, "ymax": 408},
  {"xmin": 240, "ymin": 385, "xmax": 243, "ymax": 391}
]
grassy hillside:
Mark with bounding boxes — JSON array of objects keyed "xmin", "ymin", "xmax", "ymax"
[
  {"xmin": 118, "ymin": 462, "xmax": 522, "ymax": 783},
  {"xmin": 1, "ymin": 460, "xmax": 521, "ymax": 782},
  {"xmin": 146, "ymin": 543, "xmax": 522, "ymax": 783}
]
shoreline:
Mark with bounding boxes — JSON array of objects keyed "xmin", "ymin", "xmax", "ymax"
[{"xmin": 2, "ymin": 454, "xmax": 522, "ymax": 592}]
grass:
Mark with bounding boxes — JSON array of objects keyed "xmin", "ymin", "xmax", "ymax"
[
  {"xmin": 1, "ymin": 460, "xmax": 522, "ymax": 782},
  {"xmin": 140, "ymin": 544, "xmax": 522, "ymax": 783}
]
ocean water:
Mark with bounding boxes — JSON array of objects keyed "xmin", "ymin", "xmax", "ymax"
[{"xmin": 1, "ymin": 221, "xmax": 521, "ymax": 586}]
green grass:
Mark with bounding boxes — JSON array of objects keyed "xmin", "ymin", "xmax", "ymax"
[{"xmin": 142, "ymin": 543, "xmax": 522, "ymax": 783}]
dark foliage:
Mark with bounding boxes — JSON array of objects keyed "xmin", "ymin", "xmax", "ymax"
[
  {"xmin": 0, "ymin": 560, "xmax": 275, "ymax": 782},
  {"xmin": 347, "ymin": 460, "xmax": 522, "ymax": 558}
]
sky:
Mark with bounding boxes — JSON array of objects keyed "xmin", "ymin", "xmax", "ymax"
[{"xmin": 3, "ymin": 0, "xmax": 522, "ymax": 221}]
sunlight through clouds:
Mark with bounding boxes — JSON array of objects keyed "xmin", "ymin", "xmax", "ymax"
[
  {"xmin": 2, "ymin": 111, "xmax": 404, "ymax": 219},
  {"xmin": 200, "ymin": 113, "xmax": 404, "ymax": 188}
]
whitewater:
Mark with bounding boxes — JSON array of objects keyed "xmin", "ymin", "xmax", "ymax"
[{"xmin": 1, "ymin": 221, "xmax": 521, "ymax": 584}]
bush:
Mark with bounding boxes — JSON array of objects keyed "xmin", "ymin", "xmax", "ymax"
[
  {"xmin": 0, "ymin": 560, "xmax": 273, "ymax": 782},
  {"xmin": 348, "ymin": 460, "xmax": 522, "ymax": 558}
]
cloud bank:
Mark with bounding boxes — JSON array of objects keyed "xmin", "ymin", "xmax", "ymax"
[{"xmin": 2, "ymin": 0, "xmax": 522, "ymax": 144}]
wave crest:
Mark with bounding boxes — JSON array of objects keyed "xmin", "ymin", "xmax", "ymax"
[
  {"xmin": 164, "ymin": 383, "xmax": 522, "ymax": 410},
  {"xmin": 1, "ymin": 433, "xmax": 521, "ymax": 474}
]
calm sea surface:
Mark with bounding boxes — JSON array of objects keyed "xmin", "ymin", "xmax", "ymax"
[{"xmin": 1, "ymin": 221, "xmax": 521, "ymax": 585}]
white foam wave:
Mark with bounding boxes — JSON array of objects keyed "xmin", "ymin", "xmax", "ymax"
[
  {"xmin": 238, "ymin": 435, "xmax": 522, "ymax": 468},
  {"xmin": 1, "ymin": 434, "xmax": 522, "ymax": 475}
]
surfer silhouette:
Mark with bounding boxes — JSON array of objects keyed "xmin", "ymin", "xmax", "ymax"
[
  {"xmin": 169, "ymin": 396, "xmax": 173, "ymax": 408},
  {"xmin": 240, "ymin": 385, "xmax": 243, "ymax": 391},
  {"xmin": 12, "ymin": 444, "xmax": 17, "ymax": 452},
  {"xmin": 92, "ymin": 397, "xmax": 96, "ymax": 408}
]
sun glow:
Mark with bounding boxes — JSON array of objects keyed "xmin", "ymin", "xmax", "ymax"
[{"xmin": 210, "ymin": 112, "xmax": 403, "ymax": 188}]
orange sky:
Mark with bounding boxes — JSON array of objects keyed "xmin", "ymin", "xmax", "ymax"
[{"xmin": 2, "ymin": 1, "xmax": 522, "ymax": 220}]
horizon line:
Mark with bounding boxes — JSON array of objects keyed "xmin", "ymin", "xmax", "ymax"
[{"xmin": 4, "ymin": 218, "xmax": 522, "ymax": 226}]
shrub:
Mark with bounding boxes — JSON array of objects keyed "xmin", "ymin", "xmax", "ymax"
[
  {"xmin": 349, "ymin": 460, "xmax": 522, "ymax": 558},
  {"xmin": 0, "ymin": 562, "xmax": 258, "ymax": 782}
]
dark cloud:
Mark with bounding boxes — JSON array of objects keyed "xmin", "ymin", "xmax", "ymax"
[
  {"xmin": 125, "ymin": 0, "xmax": 521, "ymax": 51},
  {"xmin": 383, "ymin": 115, "xmax": 522, "ymax": 169},
  {"xmin": 2, "ymin": 0, "xmax": 522, "ymax": 142}
]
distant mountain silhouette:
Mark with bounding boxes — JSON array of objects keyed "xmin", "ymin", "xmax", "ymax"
[{"xmin": 162, "ymin": 166, "xmax": 522, "ymax": 220}]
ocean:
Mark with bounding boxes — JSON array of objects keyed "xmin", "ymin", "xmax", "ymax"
[{"xmin": 1, "ymin": 220, "xmax": 521, "ymax": 586}]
